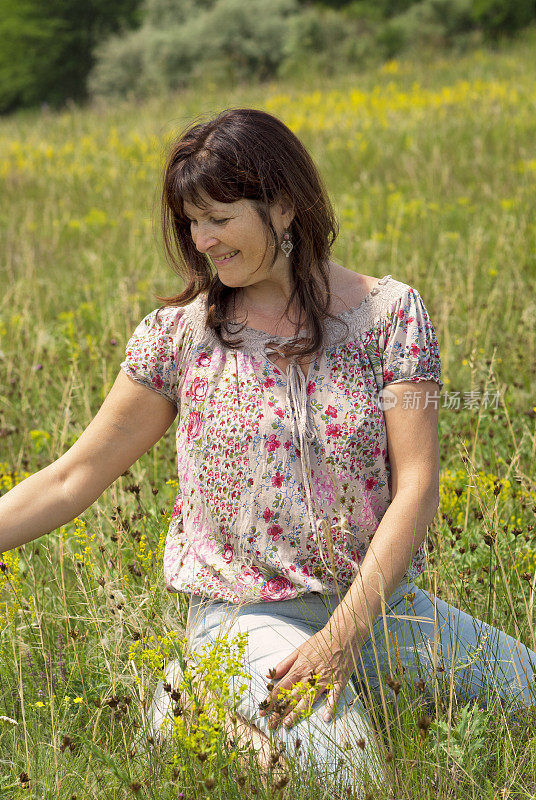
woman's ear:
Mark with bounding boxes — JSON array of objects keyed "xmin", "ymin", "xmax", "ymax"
[{"xmin": 276, "ymin": 192, "xmax": 295, "ymax": 227}]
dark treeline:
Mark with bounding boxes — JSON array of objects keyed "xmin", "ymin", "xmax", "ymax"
[
  {"xmin": 1, "ymin": 0, "xmax": 535, "ymax": 114},
  {"xmin": 0, "ymin": 0, "xmax": 141, "ymax": 113}
]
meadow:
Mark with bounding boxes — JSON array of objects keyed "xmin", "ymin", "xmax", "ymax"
[{"xmin": 1, "ymin": 27, "xmax": 536, "ymax": 799}]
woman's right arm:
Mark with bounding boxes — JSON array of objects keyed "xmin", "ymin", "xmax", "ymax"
[{"xmin": 0, "ymin": 370, "xmax": 178, "ymax": 553}]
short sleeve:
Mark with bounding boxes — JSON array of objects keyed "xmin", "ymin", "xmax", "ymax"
[
  {"xmin": 119, "ymin": 306, "xmax": 188, "ymax": 409},
  {"xmin": 380, "ymin": 286, "xmax": 443, "ymax": 390}
]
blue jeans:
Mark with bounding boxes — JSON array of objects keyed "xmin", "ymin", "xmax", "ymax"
[{"xmin": 186, "ymin": 580, "xmax": 536, "ymax": 795}]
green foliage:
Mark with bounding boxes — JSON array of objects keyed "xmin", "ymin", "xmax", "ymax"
[
  {"xmin": 0, "ymin": 0, "xmax": 141, "ymax": 113},
  {"xmin": 88, "ymin": 27, "xmax": 153, "ymax": 100},
  {"xmin": 3, "ymin": 0, "xmax": 536, "ymax": 114},
  {"xmin": 375, "ymin": 0, "xmax": 478, "ymax": 58},
  {"xmin": 90, "ymin": 0, "xmax": 301, "ymax": 99},
  {"xmin": 279, "ymin": 6, "xmax": 375, "ymax": 79},
  {"xmin": 471, "ymin": 0, "xmax": 536, "ymax": 38},
  {"xmin": 432, "ymin": 702, "xmax": 490, "ymax": 770}
]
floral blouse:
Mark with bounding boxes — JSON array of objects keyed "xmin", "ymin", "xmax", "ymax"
[{"xmin": 120, "ymin": 274, "xmax": 443, "ymax": 604}]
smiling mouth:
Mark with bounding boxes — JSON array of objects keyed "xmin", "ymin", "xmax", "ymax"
[{"xmin": 213, "ymin": 250, "xmax": 239, "ymax": 264}]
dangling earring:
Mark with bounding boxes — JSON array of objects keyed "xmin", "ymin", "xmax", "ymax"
[{"xmin": 281, "ymin": 228, "xmax": 293, "ymax": 258}]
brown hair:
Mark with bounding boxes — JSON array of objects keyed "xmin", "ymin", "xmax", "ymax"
[{"xmin": 156, "ymin": 107, "xmax": 349, "ymax": 359}]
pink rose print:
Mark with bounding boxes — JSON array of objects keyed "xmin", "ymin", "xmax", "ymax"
[
  {"xmin": 222, "ymin": 543, "xmax": 234, "ymax": 563},
  {"xmin": 398, "ymin": 309, "xmax": 405, "ymax": 320},
  {"xmin": 266, "ymin": 434, "xmax": 281, "ymax": 452},
  {"xmin": 264, "ymin": 377, "xmax": 276, "ymax": 388},
  {"xmin": 260, "ymin": 576, "xmax": 295, "ymax": 601},
  {"xmin": 237, "ymin": 565, "xmax": 263, "ymax": 587},
  {"xmin": 190, "ymin": 376, "xmax": 208, "ymax": 401},
  {"xmin": 326, "ymin": 423, "xmax": 342, "ymax": 438},
  {"xmin": 262, "ymin": 507, "xmax": 274, "ymax": 522},
  {"xmin": 187, "ymin": 411, "xmax": 204, "ymax": 440},
  {"xmin": 283, "ymin": 441, "xmax": 291, "ymax": 450},
  {"xmin": 196, "ymin": 351, "xmax": 211, "ymax": 367},
  {"xmin": 268, "ymin": 524, "xmax": 283, "ymax": 541},
  {"xmin": 409, "ymin": 343, "xmax": 421, "ymax": 357},
  {"xmin": 365, "ymin": 477, "xmax": 377, "ymax": 491},
  {"xmin": 326, "ymin": 405, "xmax": 337, "ymax": 418},
  {"xmin": 383, "ymin": 368, "xmax": 394, "ymax": 382},
  {"xmin": 407, "ymin": 315, "xmax": 415, "ymax": 324},
  {"xmin": 152, "ymin": 375, "xmax": 164, "ymax": 389},
  {"xmin": 274, "ymin": 407, "xmax": 285, "ymax": 419},
  {"xmin": 272, "ymin": 472, "xmax": 284, "ymax": 488},
  {"xmin": 306, "ymin": 381, "xmax": 316, "ymax": 396}
]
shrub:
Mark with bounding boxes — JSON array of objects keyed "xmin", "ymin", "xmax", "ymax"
[
  {"xmin": 376, "ymin": 0, "xmax": 477, "ymax": 58},
  {"xmin": 471, "ymin": 0, "xmax": 536, "ymax": 39},
  {"xmin": 279, "ymin": 5, "xmax": 374, "ymax": 79},
  {"xmin": 89, "ymin": 0, "xmax": 301, "ymax": 98},
  {"xmin": 88, "ymin": 27, "xmax": 149, "ymax": 100}
]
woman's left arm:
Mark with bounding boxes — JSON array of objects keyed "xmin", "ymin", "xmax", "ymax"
[
  {"xmin": 324, "ymin": 378, "xmax": 440, "ymax": 661},
  {"xmin": 260, "ymin": 380, "xmax": 440, "ymax": 728}
]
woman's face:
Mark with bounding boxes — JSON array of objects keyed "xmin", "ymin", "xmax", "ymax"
[{"xmin": 183, "ymin": 191, "xmax": 294, "ymax": 291}]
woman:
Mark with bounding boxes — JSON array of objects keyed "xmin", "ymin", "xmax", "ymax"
[{"xmin": 1, "ymin": 108, "xmax": 534, "ymax": 796}]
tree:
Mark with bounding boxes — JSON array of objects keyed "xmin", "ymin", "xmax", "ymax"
[{"xmin": 0, "ymin": 0, "xmax": 141, "ymax": 113}]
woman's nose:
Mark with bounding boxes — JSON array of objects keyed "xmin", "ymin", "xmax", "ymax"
[{"xmin": 192, "ymin": 229, "xmax": 219, "ymax": 253}]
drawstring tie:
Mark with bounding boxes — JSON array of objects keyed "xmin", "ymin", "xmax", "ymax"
[{"xmin": 265, "ymin": 345, "xmax": 337, "ymax": 580}]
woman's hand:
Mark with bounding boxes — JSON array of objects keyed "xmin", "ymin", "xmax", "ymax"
[{"xmin": 258, "ymin": 623, "xmax": 362, "ymax": 730}]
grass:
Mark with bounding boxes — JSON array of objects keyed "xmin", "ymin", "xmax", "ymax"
[{"xmin": 1, "ymin": 26, "xmax": 536, "ymax": 800}]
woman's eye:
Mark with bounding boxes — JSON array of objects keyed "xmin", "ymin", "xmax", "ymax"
[{"xmin": 188, "ymin": 218, "xmax": 228, "ymax": 226}]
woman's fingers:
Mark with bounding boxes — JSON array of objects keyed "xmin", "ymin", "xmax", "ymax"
[
  {"xmin": 266, "ymin": 651, "xmax": 297, "ymax": 680},
  {"xmin": 280, "ymin": 688, "xmax": 319, "ymax": 729},
  {"xmin": 321, "ymin": 681, "xmax": 343, "ymax": 722}
]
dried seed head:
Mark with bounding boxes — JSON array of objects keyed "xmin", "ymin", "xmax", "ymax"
[
  {"xmin": 418, "ymin": 715, "xmax": 432, "ymax": 738},
  {"xmin": 19, "ymin": 772, "xmax": 30, "ymax": 787},
  {"xmin": 385, "ymin": 674, "xmax": 401, "ymax": 696}
]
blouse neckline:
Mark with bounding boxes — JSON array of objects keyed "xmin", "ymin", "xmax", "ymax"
[
  {"xmin": 181, "ymin": 274, "xmax": 398, "ymax": 356},
  {"xmin": 232, "ymin": 274, "xmax": 393, "ymax": 341}
]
